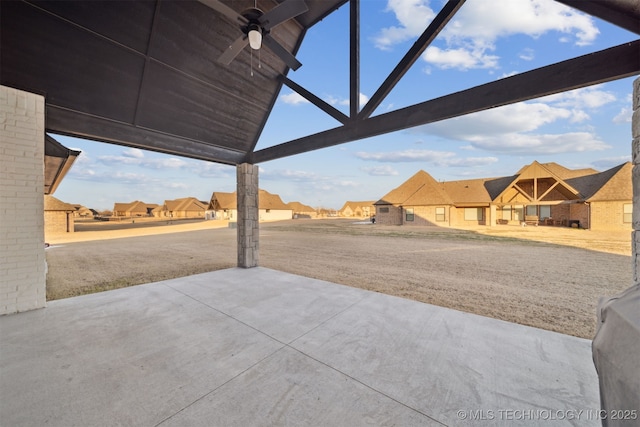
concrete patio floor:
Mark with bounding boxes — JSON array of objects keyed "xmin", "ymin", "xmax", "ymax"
[{"xmin": 1, "ymin": 267, "xmax": 600, "ymax": 426}]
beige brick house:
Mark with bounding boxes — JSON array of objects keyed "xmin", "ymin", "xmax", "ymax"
[
  {"xmin": 338, "ymin": 201, "xmax": 376, "ymax": 218},
  {"xmin": 375, "ymin": 161, "xmax": 631, "ymax": 231},
  {"xmin": 44, "ymin": 195, "xmax": 76, "ymax": 235},
  {"xmin": 207, "ymin": 189, "xmax": 293, "ymax": 221},
  {"xmin": 156, "ymin": 197, "xmax": 207, "ymax": 218},
  {"xmin": 287, "ymin": 201, "xmax": 317, "ymax": 219},
  {"xmin": 113, "ymin": 200, "xmax": 156, "ymax": 217}
]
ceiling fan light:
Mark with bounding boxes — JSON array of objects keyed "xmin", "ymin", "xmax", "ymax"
[{"xmin": 248, "ymin": 27, "xmax": 262, "ymax": 50}]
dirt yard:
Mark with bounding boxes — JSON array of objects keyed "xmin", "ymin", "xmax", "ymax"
[{"xmin": 45, "ymin": 219, "xmax": 632, "ymax": 339}]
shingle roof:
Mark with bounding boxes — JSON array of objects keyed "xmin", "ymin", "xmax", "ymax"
[
  {"xmin": 208, "ymin": 190, "xmax": 291, "ymax": 210},
  {"xmin": 339, "ymin": 201, "xmax": 376, "ymax": 212},
  {"xmin": 376, "ymin": 161, "xmax": 630, "ymax": 208},
  {"xmin": 44, "ymin": 195, "xmax": 76, "ymax": 211},
  {"xmin": 376, "ymin": 170, "xmax": 452, "ymax": 206},
  {"xmin": 113, "ymin": 200, "xmax": 150, "ymax": 213},
  {"xmin": 287, "ymin": 201, "xmax": 316, "ymax": 212},
  {"xmin": 442, "ymin": 179, "xmax": 492, "ymax": 206},
  {"xmin": 567, "ymin": 162, "xmax": 632, "ymax": 201},
  {"xmin": 164, "ymin": 197, "xmax": 207, "ymax": 212},
  {"xmin": 259, "ymin": 190, "xmax": 290, "ymax": 210}
]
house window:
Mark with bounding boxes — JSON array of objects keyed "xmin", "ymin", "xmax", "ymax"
[
  {"xmin": 405, "ymin": 208, "xmax": 414, "ymax": 222},
  {"xmin": 526, "ymin": 205, "xmax": 538, "ymax": 216},
  {"xmin": 624, "ymin": 204, "xmax": 632, "ymax": 223},
  {"xmin": 435, "ymin": 207, "xmax": 445, "ymax": 222},
  {"xmin": 379, "ymin": 207, "xmax": 389, "ymax": 213},
  {"xmin": 539, "ymin": 205, "xmax": 551, "ymax": 219},
  {"xmin": 464, "ymin": 208, "xmax": 483, "ymax": 221}
]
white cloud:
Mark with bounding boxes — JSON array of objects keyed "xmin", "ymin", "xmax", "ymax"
[
  {"xmin": 540, "ymin": 85, "xmax": 616, "ymax": 109},
  {"xmin": 421, "ymin": 102, "xmax": 572, "ymax": 139},
  {"xmin": 97, "ymin": 154, "xmax": 188, "ymax": 169},
  {"xmin": 613, "ymin": 107, "xmax": 632, "ymax": 124},
  {"xmin": 422, "ymin": 46, "xmax": 498, "ymax": 70},
  {"xmin": 360, "ymin": 165, "xmax": 399, "ymax": 176},
  {"xmin": 356, "ymin": 149, "xmax": 455, "ymax": 162},
  {"xmin": 355, "ymin": 149, "xmax": 498, "ymax": 167},
  {"xmin": 375, "ymin": 0, "xmax": 599, "ymax": 70},
  {"xmin": 467, "ymin": 132, "xmax": 609, "ymax": 154},
  {"xmin": 442, "ymin": 0, "xmax": 598, "ymax": 47},
  {"xmin": 519, "ymin": 48, "xmax": 535, "ymax": 61},
  {"xmin": 122, "ymin": 147, "xmax": 144, "ymax": 158},
  {"xmin": 195, "ymin": 162, "xmax": 234, "ymax": 178},
  {"xmin": 325, "ymin": 93, "xmax": 370, "ymax": 108},
  {"xmin": 411, "ymin": 90, "xmax": 616, "ymax": 155},
  {"xmin": 261, "ymin": 168, "xmax": 320, "ymax": 182},
  {"xmin": 373, "ymin": 0, "xmax": 436, "ymax": 50},
  {"xmin": 592, "ymin": 156, "xmax": 631, "ymax": 169},
  {"xmin": 280, "ymin": 92, "xmax": 310, "ymax": 105}
]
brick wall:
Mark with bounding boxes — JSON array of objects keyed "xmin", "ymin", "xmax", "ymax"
[
  {"xmin": 0, "ymin": 86, "xmax": 46, "ymax": 315},
  {"xmin": 44, "ymin": 211, "xmax": 74, "ymax": 236},
  {"xmin": 590, "ymin": 201, "xmax": 632, "ymax": 231},
  {"xmin": 375, "ymin": 205, "xmax": 402, "ymax": 225}
]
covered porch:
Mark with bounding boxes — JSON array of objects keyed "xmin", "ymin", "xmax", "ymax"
[{"xmin": 0, "ymin": 267, "xmax": 599, "ymax": 426}]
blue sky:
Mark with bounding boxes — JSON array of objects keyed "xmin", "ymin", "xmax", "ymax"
[{"xmin": 52, "ymin": 0, "xmax": 637, "ymax": 211}]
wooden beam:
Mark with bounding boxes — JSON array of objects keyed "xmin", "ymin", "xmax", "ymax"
[
  {"xmin": 358, "ymin": 0, "xmax": 465, "ymax": 120},
  {"xmin": 513, "ymin": 184, "xmax": 533, "ymax": 202},
  {"xmin": 253, "ymin": 40, "xmax": 640, "ymax": 163},
  {"xmin": 280, "ymin": 76, "xmax": 349, "ymax": 124},
  {"xmin": 47, "ymin": 105, "xmax": 245, "ymax": 165},
  {"xmin": 555, "ymin": 0, "xmax": 640, "ymax": 35},
  {"xmin": 538, "ymin": 181, "xmax": 559, "ymax": 201},
  {"xmin": 349, "ymin": 0, "xmax": 360, "ymax": 120}
]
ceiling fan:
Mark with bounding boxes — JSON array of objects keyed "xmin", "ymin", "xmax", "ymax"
[{"xmin": 199, "ymin": 0, "xmax": 308, "ymax": 71}]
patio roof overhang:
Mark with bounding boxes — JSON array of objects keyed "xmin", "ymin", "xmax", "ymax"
[{"xmin": 0, "ymin": 0, "xmax": 638, "ymax": 167}]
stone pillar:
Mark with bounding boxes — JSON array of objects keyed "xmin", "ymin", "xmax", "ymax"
[
  {"xmin": 0, "ymin": 86, "xmax": 46, "ymax": 314},
  {"xmin": 592, "ymin": 77, "xmax": 640, "ymax": 425},
  {"xmin": 237, "ymin": 163, "xmax": 259, "ymax": 268}
]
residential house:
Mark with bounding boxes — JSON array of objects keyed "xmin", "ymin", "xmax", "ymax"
[
  {"xmin": 113, "ymin": 201, "xmax": 155, "ymax": 217},
  {"xmin": 287, "ymin": 202, "xmax": 317, "ymax": 219},
  {"xmin": 207, "ymin": 189, "xmax": 293, "ymax": 221},
  {"xmin": 44, "ymin": 195, "xmax": 76, "ymax": 235},
  {"xmin": 156, "ymin": 197, "xmax": 207, "ymax": 218},
  {"xmin": 375, "ymin": 161, "xmax": 631, "ymax": 231},
  {"xmin": 72, "ymin": 205, "xmax": 98, "ymax": 218},
  {"xmin": 339, "ymin": 201, "xmax": 377, "ymax": 218}
]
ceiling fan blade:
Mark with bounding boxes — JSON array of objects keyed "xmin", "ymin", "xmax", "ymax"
[
  {"xmin": 198, "ymin": 0, "xmax": 248, "ymax": 25},
  {"xmin": 259, "ymin": 0, "xmax": 308, "ymax": 31},
  {"xmin": 218, "ymin": 35, "xmax": 249, "ymax": 65},
  {"xmin": 262, "ymin": 34, "xmax": 302, "ymax": 70}
]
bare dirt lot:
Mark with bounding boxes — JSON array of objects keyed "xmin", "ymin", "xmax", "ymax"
[{"xmin": 45, "ymin": 219, "xmax": 632, "ymax": 339}]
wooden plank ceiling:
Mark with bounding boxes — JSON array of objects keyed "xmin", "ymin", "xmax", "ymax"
[{"xmin": 1, "ymin": 0, "xmax": 639, "ymax": 166}]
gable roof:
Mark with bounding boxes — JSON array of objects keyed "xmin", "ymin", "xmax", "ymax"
[
  {"xmin": 44, "ymin": 195, "xmax": 76, "ymax": 211},
  {"xmin": 113, "ymin": 200, "xmax": 150, "ymax": 213},
  {"xmin": 376, "ymin": 161, "xmax": 631, "ymax": 208},
  {"xmin": 287, "ymin": 201, "xmax": 316, "ymax": 212},
  {"xmin": 567, "ymin": 162, "xmax": 632, "ymax": 201},
  {"xmin": 376, "ymin": 170, "xmax": 452, "ymax": 206},
  {"xmin": 164, "ymin": 197, "xmax": 207, "ymax": 212},
  {"xmin": 208, "ymin": 189, "xmax": 291, "ymax": 211},
  {"xmin": 208, "ymin": 192, "xmax": 237, "ymax": 210},
  {"xmin": 339, "ymin": 201, "xmax": 376, "ymax": 212},
  {"xmin": 442, "ymin": 179, "xmax": 492, "ymax": 206},
  {"xmin": 258, "ymin": 190, "xmax": 290, "ymax": 210}
]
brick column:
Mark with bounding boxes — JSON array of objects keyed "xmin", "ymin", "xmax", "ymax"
[
  {"xmin": 237, "ymin": 163, "xmax": 259, "ymax": 268},
  {"xmin": 0, "ymin": 86, "xmax": 46, "ymax": 314}
]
